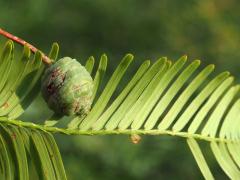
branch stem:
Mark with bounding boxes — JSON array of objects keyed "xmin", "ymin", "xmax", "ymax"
[
  {"xmin": 0, "ymin": 117, "xmax": 237, "ymax": 144},
  {"xmin": 0, "ymin": 28, "xmax": 52, "ymax": 64}
]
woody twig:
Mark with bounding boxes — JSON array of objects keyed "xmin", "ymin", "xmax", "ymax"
[{"xmin": 0, "ymin": 28, "xmax": 52, "ymax": 64}]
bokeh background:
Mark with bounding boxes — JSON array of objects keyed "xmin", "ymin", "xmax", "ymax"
[{"xmin": 1, "ymin": 0, "xmax": 240, "ymax": 179}]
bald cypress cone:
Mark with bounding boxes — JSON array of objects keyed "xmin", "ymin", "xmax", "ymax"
[{"xmin": 41, "ymin": 57, "xmax": 93, "ymax": 116}]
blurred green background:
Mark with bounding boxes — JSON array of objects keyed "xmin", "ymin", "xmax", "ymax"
[{"xmin": 1, "ymin": 0, "xmax": 240, "ymax": 179}]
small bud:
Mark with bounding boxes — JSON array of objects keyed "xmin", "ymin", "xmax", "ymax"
[{"xmin": 130, "ymin": 134, "xmax": 141, "ymax": 144}]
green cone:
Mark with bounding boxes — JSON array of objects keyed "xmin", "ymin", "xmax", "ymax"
[{"xmin": 41, "ymin": 57, "xmax": 93, "ymax": 116}]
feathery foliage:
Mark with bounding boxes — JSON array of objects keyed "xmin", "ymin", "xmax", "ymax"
[
  {"xmin": 0, "ymin": 40, "xmax": 66, "ymax": 180},
  {"xmin": 0, "ymin": 38, "xmax": 240, "ymax": 179}
]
